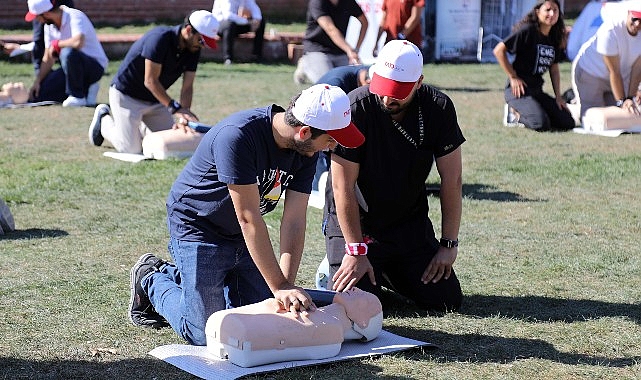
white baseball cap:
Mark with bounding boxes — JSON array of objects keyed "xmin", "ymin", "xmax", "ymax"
[
  {"xmin": 25, "ymin": 0, "xmax": 53, "ymax": 22},
  {"xmin": 292, "ymin": 84, "xmax": 365, "ymax": 148},
  {"xmin": 370, "ymin": 40, "xmax": 423, "ymax": 100},
  {"xmin": 188, "ymin": 10, "xmax": 219, "ymax": 49}
]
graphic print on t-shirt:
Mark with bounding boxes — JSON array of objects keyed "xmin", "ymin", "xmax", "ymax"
[
  {"xmin": 534, "ymin": 43, "xmax": 555, "ymax": 75},
  {"xmin": 258, "ymin": 168, "xmax": 293, "ymax": 215}
]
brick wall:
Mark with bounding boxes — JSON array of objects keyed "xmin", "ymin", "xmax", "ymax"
[
  {"xmin": 0, "ymin": 0, "xmax": 308, "ymax": 28},
  {"xmin": 0, "ymin": 0, "xmax": 591, "ymax": 28}
]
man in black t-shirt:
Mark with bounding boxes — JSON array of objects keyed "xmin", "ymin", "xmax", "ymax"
[
  {"xmin": 87, "ymin": 10, "xmax": 219, "ymax": 154},
  {"xmin": 324, "ymin": 40, "xmax": 465, "ymax": 311},
  {"xmin": 293, "ymin": 0, "xmax": 369, "ymax": 85}
]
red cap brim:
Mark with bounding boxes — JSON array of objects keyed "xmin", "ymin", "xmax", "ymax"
[
  {"xmin": 202, "ymin": 35, "xmax": 218, "ymax": 49},
  {"xmin": 631, "ymin": 10, "xmax": 641, "ymax": 18},
  {"xmin": 25, "ymin": 12, "xmax": 37, "ymax": 22},
  {"xmin": 369, "ymin": 72, "xmax": 415, "ymax": 100},
  {"xmin": 327, "ymin": 122, "xmax": 365, "ymax": 148}
]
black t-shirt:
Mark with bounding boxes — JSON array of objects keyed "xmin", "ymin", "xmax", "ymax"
[
  {"xmin": 325, "ymin": 84, "xmax": 465, "ymax": 242},
  {"xmin": 111, "ymin": 25, "xmax": 200, "ymax": 102},
  {"xmin": 303, "ymin": 0, "xmax": 364, "ymax": 55},
  {"xmin": 502, "ymin": 24, "xmax": 564, "ymax": 91}
]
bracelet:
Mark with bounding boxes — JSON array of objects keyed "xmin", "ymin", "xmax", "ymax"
[{"xmin": 344, "ymin": 242, "xmax": 368, "ymax": 256}]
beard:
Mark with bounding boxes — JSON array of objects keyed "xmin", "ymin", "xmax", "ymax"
[
  {"xmin": 287, "ymin": 138, "xmax": 316, "ymax": 156},
  {"xmin": 377, "ymin": 96, "xmax": 404, "ymax": 115}
]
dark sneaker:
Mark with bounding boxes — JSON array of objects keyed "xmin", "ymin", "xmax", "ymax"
[
  {"xmin": 88, "ymin": 104, "xmax": 110, "ymax": 146},
  {"xmin": 129, "ymin": 253, "xmax": 170, "ymax": 329}
]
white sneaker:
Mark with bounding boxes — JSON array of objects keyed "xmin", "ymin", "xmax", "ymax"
[
  {"xmin": 62, "ymin": 96, "xmax": 87, "ymax": 107},
  {"xmin": 88, "ymin": 104, "xmax": 110, "ymax": 146},
  {"xmin": 86, "ymin": 82, "xmax": 100, "ymax": 106}
]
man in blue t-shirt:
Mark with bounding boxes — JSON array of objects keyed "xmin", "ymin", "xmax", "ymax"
[
  {"xmin": 87, "ymin": 10, "xmax": 219, "ymax": 154},
  {"xmin": 128, "ymin": 84, "xmax": 365, "ymax": 346}
]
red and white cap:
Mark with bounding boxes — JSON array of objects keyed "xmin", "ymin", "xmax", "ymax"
[
  {"xmin": 292, "ymin": 84, "xmax": 365, "ymax": 148},
  {"xmin": 629, "ymin": 1, "xmax": 641, "ymax": 18},
  {"xmin": 25, "ymin": 0, "xmax": 54, "ymax": 22},
  {"xmin": 188, "ymin": 10, "xmax": 219, "ymax": 49},
  {"xmin": 370, "ymin": 40, "xmax": 423, "ymax": 100}
]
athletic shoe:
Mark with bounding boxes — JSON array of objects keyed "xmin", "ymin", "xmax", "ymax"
[
  {"xmin": 293, "ymin": 64, "xmax": 307, "ymax": 85},
  {"xmin": 86, "ymin": 82, "xmax": 100, "ymax": 106},
  {"xmin": 62, "ymin": 96, "xmax": 87, "ymax": 107},
  {"xmin": 88, "ymin": 104, "xmax": 110, "ymax": 146},
  {"xmin": 129, "ymin": 253, "xmax": 170, "ymax": 329}
]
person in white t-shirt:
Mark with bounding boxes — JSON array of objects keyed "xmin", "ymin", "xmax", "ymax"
[
  {"xmin": 212, "ymin": 0, "xmax": 265, "ymax": 64},
  {"xmin": 24, "ymin": 0, "xmax": 108, "ymax": 107},
  {"xmin": 572, "ymin": 1, "xmax": 641, "ymax": 119}
]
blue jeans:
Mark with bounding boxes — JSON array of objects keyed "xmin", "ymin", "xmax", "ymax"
[
  {"xmin": 143, "ymin": 237, "xmax": 272, "ymax": 345},
  {"xmin": 59, "ymin": 47, "xmax": 104, "ymax": 98}
]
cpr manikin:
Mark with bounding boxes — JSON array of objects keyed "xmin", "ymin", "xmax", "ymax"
[
  {"xmin": 205, "ymin": 288, "xmax": 383, "ymax": 367},
  {"xmin": 0, "ymin": 82, "xmax": 29, "ymax": 107}
]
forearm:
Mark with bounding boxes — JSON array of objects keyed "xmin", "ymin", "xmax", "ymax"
[
  {"xmin": 401, "ymin": 7, "xmax": 423, "ymax": 36},
  {"xmin": 278, "ymin": 194, "xmax": 308, "ymax": 283},
  {"xmin": 354, "ymin": 16, "xmax": 368, "ymax": 51},
  {"xmin": 549, "ymin": 64, "xmax": 562, "ymax": 97},
  {"xmin": 240, "ymin": 216, "xmax": 289, "ymax": 292},
  {"xmin": 35, "ymin": 54, "xmax": 54, "ymax": 84},
  {"xmin": 179, "ymin": 86, "xmax": 193, "ymax": 109},
  {"xmin": 439, "ymin": 178, "xmax": 462, "ymax": 241},
  {"xmin": 334, "ymin": 187, "xmax": 364, "ymax": 244},
  {"xmin": 609, "ymin": 73, "xmax": 627, "ymax": 101},
  {"xmin": 59, "ymin": 33, "xmax": 84, "ymax": 50},
  {"xmin": 144, "ymin": 79, "xmax": 173, "ymax": 106}
]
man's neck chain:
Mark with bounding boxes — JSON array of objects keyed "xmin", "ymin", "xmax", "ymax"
[{"xmin": 390, "ymin": 105, "xmax": 424, "ymax": 148}]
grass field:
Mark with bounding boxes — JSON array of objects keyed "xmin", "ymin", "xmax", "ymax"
[{"xmin": 1, "ymin": 56, "xmax": 640, "ymax": 380}]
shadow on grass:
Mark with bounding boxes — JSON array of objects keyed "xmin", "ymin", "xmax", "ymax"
[
  {"xmin": 0, "ymin": 356, "xmax": 194, "ymax": 379},
  {"xmin": 461, "ymin": 294, "xmax": 641, "ymax": 324},
  {"xmin": 463, "ymin": 183, "xmax": 543, "ymax": 202},
  {"xmin": 0, "ymin": 228, "xmax": 68, "ymax": 240},
  {"xmin": 385, "ymin": 325, "xmax": 641, "ymax": 367},
  {"xmin": 380, "ymin": 292, "xmax": 640, "ymax": 367},
  {"xmin": 0, "ymin": 354, "xmax": 414, "ymax": 380}
]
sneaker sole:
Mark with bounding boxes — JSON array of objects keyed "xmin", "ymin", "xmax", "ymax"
[
  {"xmin": 88, "ymin": 105, "xmax": 107, "ymax": 146},
  {"xmin": 128, "ymin": 253, "xmax": 156, "ymax": 327}
]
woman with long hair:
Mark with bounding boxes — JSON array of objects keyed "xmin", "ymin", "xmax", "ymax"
[{"xmin": 493, "ymin": 0, "xmax": 575, "ymax": 131}]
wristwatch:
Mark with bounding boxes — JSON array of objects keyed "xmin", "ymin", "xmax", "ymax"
[
  {"xmin": 167, "ymin": 99, "xmax": 181, "ymax": 114},
  {"xmin": 440, "ymin": 238, "xmax": 459, "ymax": 248},
  {"xmin": 616, "ymin": 99, "xmax": 625, "ymax": 107}
]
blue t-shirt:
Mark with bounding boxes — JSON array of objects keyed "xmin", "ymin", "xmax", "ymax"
[
  {"xmin": 111, "ymin": 25, "xmax": 200, "ymax": 102},
  {"xmin": 167, "ymin": 105, "xmax": 317, "ymax": 243},
  {"xmin": 316, "ymin": 65, "xmax": 370, "ymax": 94}
]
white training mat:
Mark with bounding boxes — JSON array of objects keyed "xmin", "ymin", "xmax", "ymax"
[
  {"xmin": 149, "ymin": 330, "xmax": 432, "ymax": 380},
  {"xmin": 0, "ymin": 101, "xmax": 59, "ymax": 109},
  {"xmin": 102, "ymin": 152, "xmax": 149, "ymax": 163},
  {"xmin": 573, "ymin": 127, "xmax": 641, "ymax": 137}
]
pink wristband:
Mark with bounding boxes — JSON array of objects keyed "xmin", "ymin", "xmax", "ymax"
[
  {"xmin": 344, "ymin": 242, "xmax": 368, "ymax": 256},
  {"xmin": 51, "ymin": 39, "xmax": 61, "ymax": 55}
]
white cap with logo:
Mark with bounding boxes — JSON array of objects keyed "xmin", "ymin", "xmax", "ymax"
[{"xmin": 292, "ymin": 84, "xmax": 365, "ymax": 148}]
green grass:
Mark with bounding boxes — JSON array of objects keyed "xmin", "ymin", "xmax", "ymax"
[{"xmin": 1, "ymin": 58, "xmax": 640, "ymax": 380}]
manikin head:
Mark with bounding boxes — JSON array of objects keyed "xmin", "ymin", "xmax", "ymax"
[{"xmin": 332, "ymin": 288, "xmax": 383, "ymax": 341}]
